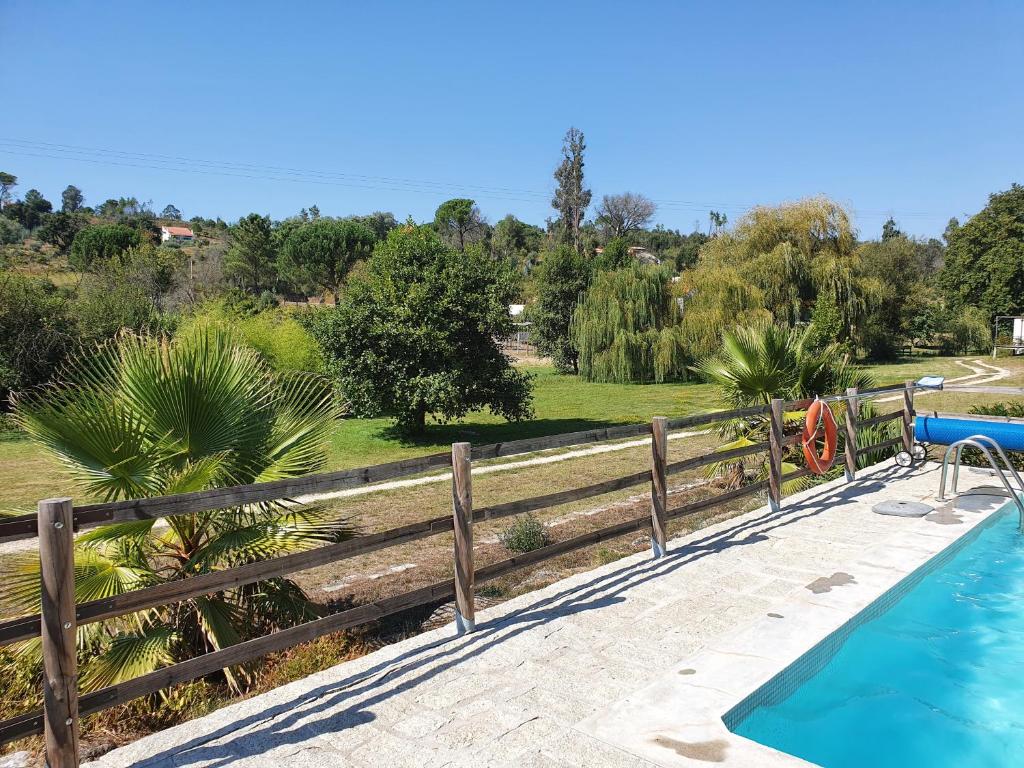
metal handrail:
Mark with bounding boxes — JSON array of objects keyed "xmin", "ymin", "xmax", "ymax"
[
  {"xmin": 938, "ymin": 437, "xmax": 1024, "ymax": 531},
  {"xmin": 951, "ymin": 434, "xmax": 1024, "ymax": 497}
]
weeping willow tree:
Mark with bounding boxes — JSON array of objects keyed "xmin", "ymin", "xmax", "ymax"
[
  {"xmin": 694, "ymin": 197, "xmax": 874, "ymax": 342},
  {"xmin": 571, "ymin": 264, "xmax": 687, "ymax": 383}
]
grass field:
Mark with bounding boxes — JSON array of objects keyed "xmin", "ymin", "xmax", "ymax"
[{"xmin": 2, "ymin": 356, "xmax": 1023, "ymax": 511}]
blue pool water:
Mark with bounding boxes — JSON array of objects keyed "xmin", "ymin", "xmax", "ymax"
[{"xmin": 732, "ymin": 502, "xmax": 1024, "ymax": 767}]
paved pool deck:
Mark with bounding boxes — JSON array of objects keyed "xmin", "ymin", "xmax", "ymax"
[{"xmin": 84, "ymin": 460, "xmax": 1008, "ymax": 768}]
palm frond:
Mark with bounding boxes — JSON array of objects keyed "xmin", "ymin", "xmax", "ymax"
[{"xmin": 79, "ymin": 625, "xmax": 178, "ymax": 692}]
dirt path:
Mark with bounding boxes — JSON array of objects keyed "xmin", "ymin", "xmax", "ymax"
[
  {"xmin": 295, "ymin": 428, "xmax": 709, "ymax": 505},
  {"xmin": 875, "ymin": 358, "xmax": 1012, "ymax": 403}
]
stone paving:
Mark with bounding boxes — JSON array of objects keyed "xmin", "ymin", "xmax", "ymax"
[{"xmin": 85, "ymin": 460, "xmax": 1005, "ymax": 768}]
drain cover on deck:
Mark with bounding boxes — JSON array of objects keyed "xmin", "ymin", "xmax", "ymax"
[{"xmin": 873, "ymin": 500, "xmax": 934, "ymax": 518}]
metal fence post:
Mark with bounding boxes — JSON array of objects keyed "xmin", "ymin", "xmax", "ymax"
[
  {"xmin": 902, "ymin": 380, "xmax": 915, "ymax": 454},
  {"xmin": 844, "ymin": 387, "xmax": 858, "ymax": 481},
  {"xmin": 39, "ymin": 497, "xmax": 79, "ymax": 768},
  {"xmin": 451, "ymin": 443, "xmax": 475, "ymax": 634},
  {"xmin": 769, "ymin": 399, "xmax": 784, "ymax": 513},
  {"xmin": 650, "ymin": 417, "xmax": 668, "ymax": 558}
]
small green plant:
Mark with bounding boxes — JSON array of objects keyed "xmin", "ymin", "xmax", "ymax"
[
  {"xmin": 498, "ymin": 513, "xmax": 549, "ymax": 553},
  {"xmin": 594, "ymin": 547, "xmax": 626, "ymax": 565}
]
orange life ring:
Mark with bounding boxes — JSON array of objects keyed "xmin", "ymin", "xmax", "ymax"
[{"xmin": 802, "ymin": 399, "xmax": 838, "ymax": 475}]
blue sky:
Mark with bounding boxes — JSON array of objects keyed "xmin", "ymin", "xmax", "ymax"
[{"xmin": 2, "ymin": 1, "xmax": 1021, "ymax": 238}]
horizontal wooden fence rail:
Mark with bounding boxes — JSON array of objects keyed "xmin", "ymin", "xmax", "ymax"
[
  {"xmin": 0, "ymin": 386, "xmax": 916, "ymax": 761},
  {"xmin": 859, "ymin": 410, "xmax": 905, "ymax": 428}
]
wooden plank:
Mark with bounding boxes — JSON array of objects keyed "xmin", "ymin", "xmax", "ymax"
[
  {"xmin": 0, "ymin": 513, "xmax": 39, "ymax": 544},
  {"xmin": 451, "ymin": 443, "xmax": 475, "ymax": 632},
  {"xmin": 475, "ymin": 516, "xmax": 650, "ymax": 584},
  {"xmin": 768, "ymin": 399, "xmax": 784, "ymax": 511},
  {"xmin": 666, "ymin": 479, "xmax": 770, "ymax": 521},
  {"xmin": 858, "ymin": 437, "xmax": 903, "ymax": 455},
  {"xmin": 2, "ymin": 579, "xmax": 458, "ymax": 746},
  {"xmin": 845, "ymin": 387, "xmax": 858, "ymax": 480},
  {"xmin": 77, "ymin": 580, "xmax": 456, "ymax": 718},
  {"xmin": 650, "ymin": 417, "xmax": 669, "ymax": 557},
  {"xmin": 38, "ymin": 498, "xmax": 79, "ymax": 768},
  {"xmin": 70, "ymin": 451, "xmax": 454, "ymax": 530},
  {"xmin": 0, "ymin": 514, "xmax": 457, "ymax": 648},
  {"xmin": 0, "ymin": 710, "xmax": 44, "ymax": 746},
  {"xmin": 858, "ymin": 410, "xmax": 904, "ymax": 428},
  {"xmin": 903, "ymin": 380, "xmax": 915, "ymax": 452},
  {"xmin": 665, "ymin": 404, "xmax": 770, "ymax": 431},
  {"xmin": 473, "ymin": 470, "xmax": 651, "ymax": 523},
  {"xmin": 471, "ymin": 422, "xmax": 652, "ymax": 461},
  {"xmin": 666, "ymin": 441, "xmax": 769, "ymax": 476}
]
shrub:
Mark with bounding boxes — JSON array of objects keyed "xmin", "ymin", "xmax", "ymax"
[
  {"xmin": 69, "ymin": 223, "xmax": 142, "ymax": 270},
  {"xmin": 498, "ymin": 514, "xmax": 549, "ymax": 553},
  {"xmin": 179, "ymin": 300, "xmax": 322, "ymax": 374}
]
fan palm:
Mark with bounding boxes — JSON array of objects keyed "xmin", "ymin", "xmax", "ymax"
[
  {"xmin": 3, "ymin": 327, "xmax": 352, "ymax": 692},
  {"xmin": 694, "ymin": 322, "xmax": 874, "ymax": 488}
]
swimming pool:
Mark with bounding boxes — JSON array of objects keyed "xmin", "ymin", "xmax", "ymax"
[{"xmin": 728, "ymin": 497, "xmax": 1024, "ymax": 767}]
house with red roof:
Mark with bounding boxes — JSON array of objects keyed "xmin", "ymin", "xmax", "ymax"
[{"xmin": 160, "ymin": 225, "xmax": 195, "ymax": 243}]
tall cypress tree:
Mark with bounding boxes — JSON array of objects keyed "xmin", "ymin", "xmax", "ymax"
[{"xmin": 552, "ymin": 127, "xmax": 591, "ymax": 254}]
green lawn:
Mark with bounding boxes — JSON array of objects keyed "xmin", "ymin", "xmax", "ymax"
[
  {"xmin": 324, "ymin": 365, "xmax": 723, "ymax": 467},
  {"xmin": 3, "ymin": 356, "xmax": 1022, "ymax": 512}
]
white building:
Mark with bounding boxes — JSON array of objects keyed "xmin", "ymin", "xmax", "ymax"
[{"xmin": 160, "ymin": 226, "xmax": 195, "ymax": 243}]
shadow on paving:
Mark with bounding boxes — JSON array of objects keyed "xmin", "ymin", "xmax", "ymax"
[{"xmin": 123, "ymin": 465, "xmax": 918, "ymax": 767}]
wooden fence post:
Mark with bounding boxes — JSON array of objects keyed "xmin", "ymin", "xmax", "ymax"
[
  {"xmin": 650, "ymin": 417, "xmax": 668, "ymax": 558},
  {"xmin": 844, "ymin": 387, "xmax": 858, "ymax": 481},
  {"xmin": 769, "ymin": 399, "xmax": 784, "ymax": 513},
  {"xmin": 38, "ymin": 497, "xmax": 78, "ymax": 768},
  {"xmin": 902, "ymin": 380, "xmax": 915, "ymax": 454},
  {"xmin": 451, "ymin": 443, "xmax": 475, "ymax": 634}
]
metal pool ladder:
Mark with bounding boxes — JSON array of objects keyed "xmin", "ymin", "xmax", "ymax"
[{"xmin": 937, "ymin": 435, "xmax": 1024, "ymax": 530}]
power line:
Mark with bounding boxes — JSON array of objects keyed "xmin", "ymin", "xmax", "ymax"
[{"xmin": 0, "ymin": 137, "xmax": 942, "ymax": 220}]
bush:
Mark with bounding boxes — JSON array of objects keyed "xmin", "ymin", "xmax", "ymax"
[
  {"xmin": 498, "ymin": 514, "xmax": 549, "ymax": 553},
  {"xmin": 69, "ymin": 223, "xmax": 142, "ymax": 270},
  {"xmin": 178, "ymin": 300, "xmax": 322, "ymax": 374},
  {"xmin": 0, "ymin": 272, "xmax": 75, "ymax": 406},
  {"xmin": 0, "ymin": 216, "xmax": 27, "ymax": 245}
]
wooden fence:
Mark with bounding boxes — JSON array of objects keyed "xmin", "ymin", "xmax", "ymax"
[{"xmin": 0, "ymin": 383, "xmax": 916, "ymax": 766}]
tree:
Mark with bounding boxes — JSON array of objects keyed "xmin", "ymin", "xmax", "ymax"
[
  {"xmin": 279, "ymin": 218, "xmax": 376, "ymax": 303},
  {"xmin": 349, "ymin": 211, "xmax": 398, "ymax": 240},
  {"xmin": 6, "ymin": 327, "xmax": 350, "ymax": 692},
  {"xmin": 595, "ymin": 193, "xmax": 657, "ymax": 239},
  {"xmin": 306, "ymin": 225, "xmax": 533, "ymax": 434},
  {"xmin": 225, "ymin": 213, "xmax": 277, "ymax": 293},
  {"xmin": 571, "ymin": 264, "xmax": 687, "ymax": 383},
  {"xmin": 491, "ymin": 214, "xmax": 545, "ymax": 274},
  {"xmin": 3, "ymin": 188, "xmax": 52, "ymax": 229},
  {"xmin": 434, "ymin": 198, "xmax": 485, "ymax": 250},
  {"xmin": 881, "ymin": 217, "xmax": 902, "ymax": 241},
  {"xmin": 61, "ymin": 185, "xmax": 84, "ymax": 213},
  {"xmin": 528, "ymin": 245, "xmax": 592, "ymax": 373},
  {"xmin": 939, "ymin": 183, "xmax": 1024, "ymax": 321},
  {"xmin": 0, "ymin": 171, "xmax": 16, "ymax": 209},
  {"xmin": 36, "ymin": 212, "xmax": 88, "ymax": 253},
  {"xmin": 708, "ymin": 210, "xmax": 728, "ymax": 235},
  {"xmin": 0, "ymin": 217, "xmax": 27, "ymax": 245},
  {"xmin": 0, "ymin": 272, "xmax": 75, "ymax": 405},
  {"xmin": 162, "ymin": 204, "xmax": 183, "ymax": 220},
  {"xmin": 69, "ymin": 223, "xmax": 143, "ymax": 270},
  {"xmin": 695, "ymin": 198, "xmax": 867, "ymax": 337},
  {"xmin": 552, "ymin": 127, "xmax": 591, "ymax": 253},
  {"xmin": 593, "ymin": 237, "xmax": 631, "ymax": 272}
]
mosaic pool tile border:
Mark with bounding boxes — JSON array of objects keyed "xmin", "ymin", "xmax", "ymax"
[{"xmin": 722, "ymin": 498, "xmax": 1013, "ymax": 730}]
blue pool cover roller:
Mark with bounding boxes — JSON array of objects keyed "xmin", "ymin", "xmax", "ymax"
[{"xmin": 915, "ymin": 416, "xmax": 1024, "ymax": 452}]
